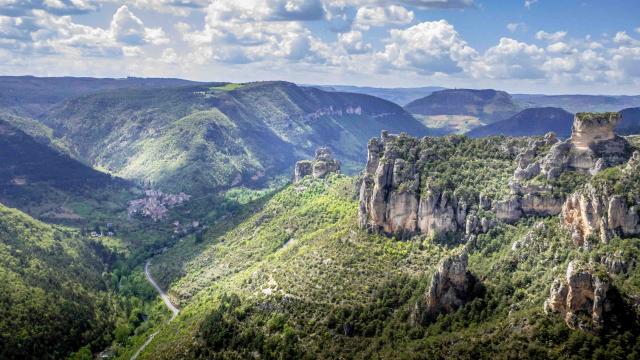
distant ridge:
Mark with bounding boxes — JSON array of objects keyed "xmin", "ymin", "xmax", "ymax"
[
  {"xmin": 404, "ymin": 88, "xmax": 521, "ymax": 123},
  {"xmin": 618, "ymin": 107, "xmax": 640, "ymax": 135},
  {"xmin": 467, "ymin": 107, "xmax": 574, "ymax": 137}
]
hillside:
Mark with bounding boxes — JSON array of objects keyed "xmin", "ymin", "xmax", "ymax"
[
  {"xmin": 404, "ymin": 89, "xmax": 521, "ymax": 124},
  {"xmin": 618, "ymin": 107, "xmax": 640, "ymax": 135},
  {"xmin": 0, "ymin": 119, "xmax": 136, "ymax": 220},
  {"xmin": 0, "ymin": 202, "xmax": 117, "ymax": 359},
  {"xmin": 118, "ymin": 113, "xmax": 640, "ymax": 359},
  {"xmin": 315, "ymin": 85, "xmax": 446, "ymax": 106},
  {"xmin": 467, "ymin": 107, "xmax": 574, "ymax": 137},
  {"xmin": 0, "ymin": 76, "xmax": 199, "ymax": 117},
  {"xmin": 43, "ymin": 81, "xmax": 431, "ymax": 194},
  {"xmin": 513, "ymin": 94, "xmax": 640, "ymax": 113}
]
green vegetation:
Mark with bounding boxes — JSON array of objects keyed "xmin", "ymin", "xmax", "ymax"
[
  {"xmin": 209, "ymin": 83, "xmax": 245, "ymax": 92},
  {"xmin": 0, "ymin": 203, "xmax": 116, "ymax": 358},
  {"xmin": 576, "ymin": 112, "xmax": 620, "ymax": 123},
  {"xmin": 383, "ymin": 134, "xmax": 528, "ymax": 202},
  {"xmin": 114, "ymin": 172, "xmax": 640, "ymax": 359},
  {"xmin": 42, "ymin": 81, "xmax": 430, "ymax": 194}
]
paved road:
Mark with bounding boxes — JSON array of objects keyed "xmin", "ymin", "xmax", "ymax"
[
  {"xmin": 144, "ymin": 260, "xmax": 179, "ymax": 321},
  {"xmin": 130, "ymin": 260, "xmax": 180, "ymax": 360}
]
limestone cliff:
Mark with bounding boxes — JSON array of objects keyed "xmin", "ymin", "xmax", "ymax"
[
  {"xmin": 293, "ymin": 147, "xmax": 340, "ymax": 183},
  {"xmin": 544, "ymin": 260, "xmax": 613, "ymax": 330},
  {"xmin": 412, "ymin": 252, "xmax": 476, "ymax": 324},
  {"xmin": 560, "ymin": 147, "xmax": 640, "ymax": 247},
  {"xmin": 542, "ymin": 112, "xmax": 633, "ymax": 179},
  {"xmin": 358, "ymin": 132, "xmax": 469, "ymax": 238},
  {"xmin": 561, "ymin": 183, "xmax": 640, "ymax": 247}
]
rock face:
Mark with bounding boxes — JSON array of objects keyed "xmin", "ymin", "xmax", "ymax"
[
  {"xmin": 293, "ymin": 147, "xmax": 340, "ymax": 183},
  {"xmin": 542, "ymin": 112, "xmax": 633, "ymax": 179},
  {"xmin": 561, "ymin": 183, "xmax": 640, "ymax": 247},
  {"xmin": 544, "ymin": 261, "xmax": 613, "ymax": 330},
  {"xmin": 496, "ymin": 132, "xmax": 564, "ymax": 221},
  {"xmin": 413, "ymin": 252, "xmax": 475, "ymax": 324},
  {"xmin": 561, "ymin": 149, "xmax": 640, "ymax": 247},
  {"xmin": 358, "ymin": 132, "xmax": 468, "ymax": 238}
]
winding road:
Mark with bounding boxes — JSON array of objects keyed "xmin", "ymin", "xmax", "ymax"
[
  {"xmin": 144, "ymin": 260, "xmax": 180, "ymax": 321},
  {"xmin": 130, "ymin": 260, "xmax": 179, "ymax": 360}
]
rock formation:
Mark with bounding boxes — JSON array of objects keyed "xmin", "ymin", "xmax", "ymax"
[
  {"xmin": 544, "ymin": 260, "xmax": 613, "ymax": 330},
  {"xmin": 490, "ymin": 132, "xmax": 565, "ymax": 221},
  {"xmin": 358, "ymin": 132, "xmax": 470, "ymax": 238},
  {"xmin": 541, "ymin": 112, "xmax": 633, "ymax": 179},
  {"xmin": 561, "ymin": 183, "xmax": 640, "ymax": 247},
  {"xmin": 293, "ymin": 147, "xmax": 340, "ymax": 183},
  {"xmin": 413, "ymin": 251, "xmax": 475, "ymax": 324}
]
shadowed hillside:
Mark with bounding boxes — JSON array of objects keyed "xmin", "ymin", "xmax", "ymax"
[{"xmin": 467, "ymin": 107, "xmax": 574, "ymax": 137}]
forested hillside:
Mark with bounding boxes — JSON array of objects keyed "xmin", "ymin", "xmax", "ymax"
[
  {"xmin": 120, "ymin": 113, "xmax": 640, "ymax": 359},
  {"xmin": 42, "ymin": 81, "xmax": 431, "ymax": 194},
  {"xmin": 0, "ymin": 203, "xmax": 116, "ymax": 359}
]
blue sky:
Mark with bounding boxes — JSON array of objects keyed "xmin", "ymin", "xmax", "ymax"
[{"xmin": 1, "ymin": 0, "xmax": 639, "ymax": 94}]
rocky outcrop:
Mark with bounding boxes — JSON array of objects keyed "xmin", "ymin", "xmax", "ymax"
[
  {"xmin": 413, "ymin": 251, "xmax": 476, "ymax": 324},
  {"xmin": 499, "ymin": 132, "xmax": 565, "ymax": 221},
  {"xmin": 562, "ymin": 184, "xmax": 640, "ymax": 247},
  {"xmin": 544, "ymin": 260, "xmax": 613, "ymax": 330},
  {"xmin": 293, "ymin": 147, "xmax": 340, "ymax": 183},
  {"xmin": 358, "ymin": 133, "xmax": 469, "ymax": 238},
  {"xmin": 542, "ymin": 113, "xmax": 633, "ymax": 179}
]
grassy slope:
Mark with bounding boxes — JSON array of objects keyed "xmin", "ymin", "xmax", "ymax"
[
  {"xmin": 0, "ymin": 203, "xmax": 117, "ymax": 359},
  {"xmin": 124, "ymin": 139, "xmax": 640, "ymax": 359}
]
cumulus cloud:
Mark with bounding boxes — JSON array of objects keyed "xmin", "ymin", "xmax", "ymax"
[
  {"xmin": 110, "ymin": 5, "xmax": 168, "ymax": 45},
  {"xmin": 377, "ymin": 20, "xmax": 477, "ymax": 75},
  {"xmin": 535, "ymin": 30, "xmax": 567, "ymax": 42},
  {"xmin": 110, "ymin": 0, "xmax": 208, "ymax": 15},
  {"xmin": 338, "ymin": 30, "xmax": 371, "ymax": 53},
  {"xmin": 207, "ymin": 0, "xmax": 325, "ymax": 22},
  {"xmin": 354, "ymin": 5, "xmax": 414, "ymax": 30},
  {"xmin": 0, "ymin": 0, "xmax": 98, "ymax": 16},
  {"xmin": 546, "ymin": 41, "xmax": 570, "ymax": 54},
  {"xmin": 506, "ymin": 22, "xmax": 526, "ymax": 33},
  {"xmin": 613, "ymin": 31, "xmax": 640, "ymax": 46},
  {"xmin": 395, "ymin": 0, "xmax": 474, "ymax": 9},
  {"xmin": 474, "ymin": 37, "xmax": 545, "ymax": 79},
  {"xmin": 177, "ymin": 0, "xmax": 334, "ymax": 65},
  {"xmin": 0, "ymin": 5, "xmax": 168, "ymax": 57}
]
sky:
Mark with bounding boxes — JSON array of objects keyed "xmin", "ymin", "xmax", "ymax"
[{"xmin": 1, "ymin": 0, "xmax": 639, "ymax": 94}]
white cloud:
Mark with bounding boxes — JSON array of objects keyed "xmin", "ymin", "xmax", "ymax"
[
  {"xmin": 0, "ymin": 0, "xmax": 98, "ymax": 16},
  {"xmin": 613, "ymin": 31, "xmax": 640, "ymax": 46},
  {"xmin": 338, "ymin": 30, "xmax": 371, "ymax": 54},
  {"xmin": 377, "ymin": 20, "xmax": 477, "ymax": 75},
  {"xmin": 110, "ymin": 0, "xmax": 208, "ymax": 16},
  {"xmin": 546, "ymin": 41, "xmax": 569, "ymax": 53},
  {"xmin": 207, "ymin": 0, "xmax": 325, "ymax": 22},
  {"xmin": 160, "ymin": 47, "xmax": 177, "ymax": 63},
  {"xmin": 176, "ymin": 0, "xmax": 339, "ymax": 65},
  {"xmin": 475, "ymin": 37, "xmax": 545, "ymax": 79},
  {"xmin": 0, "ymin": 5, "xmax": 168, "ymax": 57},
  {"xmin": 535, "ymin": 30, "xmax": 566, "ymax": 42},
  {"xmin": 354, "ymin": 5, "xmax": 414, "ymax": 30},
  {"xmin": 524, "ymin": 0, "xmax": 537, "ymax": 9},
  {"xmin": 506, "ymin": 22, "xmax": 527, "ymax": 33},
  {"xmin": 397, "ymin": 0, "xmax": 474, "ymax": 9}
]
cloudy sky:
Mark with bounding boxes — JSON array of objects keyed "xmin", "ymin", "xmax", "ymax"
[{"xmin": 1, "ymin": 0, "xmax": 639, "ymax": 94}]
